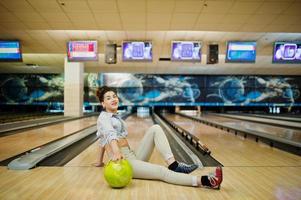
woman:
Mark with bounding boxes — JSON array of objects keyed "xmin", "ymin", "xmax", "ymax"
[{"xmin": 94, "ymin": 86, "xmax": 223, "ymax": 189}]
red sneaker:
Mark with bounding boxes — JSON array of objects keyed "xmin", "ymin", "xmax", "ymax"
[{"xmin": 208, "ymin": 166, "xmax": 223, "ymax": 190}]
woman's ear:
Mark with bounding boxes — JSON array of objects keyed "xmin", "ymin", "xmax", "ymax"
[{"xmin": 101, "ymin": 102, "xmax": 105, "ymax": 109}]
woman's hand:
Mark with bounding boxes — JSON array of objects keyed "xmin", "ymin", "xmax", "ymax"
[
  {"xmin": 93, "ymin": 146, "xmax": 106, "ymax": 167},
  {"xmin": 92, "ymin": 162, "xmax": 105, "ymax": 167},
  {"xmin": 109, "ymin": 139, "xmax": 123, "ymax": 161},
  {"xmin": 111, "ymin": 151, "xmax": 123, "ymax": 161}
]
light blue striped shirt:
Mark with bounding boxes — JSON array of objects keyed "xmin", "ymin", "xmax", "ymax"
[{"xmin": 96, "ymin": 111, "xmax": 128, "ymax": 147}]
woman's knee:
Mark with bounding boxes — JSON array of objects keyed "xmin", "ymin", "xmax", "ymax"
[
  {"xmin": 158, "ymin": 166, "xmax": 171, "ymax": 181},
  {"xmin": 129, "ymin": 160, "xmax": 168, "ymax": 180},
  {"xmin": 150, "ymin": 124, "xmax": 163, "ymax": 132},
  {"xmin": 145, "ymin": 124, "xmax": 162, "ymax": 137}
]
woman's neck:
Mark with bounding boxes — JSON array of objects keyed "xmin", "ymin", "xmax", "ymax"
[{"xmin": 105, "ymin": 109, "xmax": 118, "ymax": 114}]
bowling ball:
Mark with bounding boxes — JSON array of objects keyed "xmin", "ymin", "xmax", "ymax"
[{"xmin": 104, "ymin": 159, "xmax": 133, "ymax": 188}]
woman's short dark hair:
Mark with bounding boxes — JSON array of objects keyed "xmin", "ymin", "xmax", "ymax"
[{"xmin": 96, "ymin": 86, "xmax": 117, "ymax": 103}]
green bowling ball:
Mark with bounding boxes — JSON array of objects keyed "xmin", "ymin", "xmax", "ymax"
[{"xmin": 104, "ymin": 159, "xmax": 133, "ymax": 188}]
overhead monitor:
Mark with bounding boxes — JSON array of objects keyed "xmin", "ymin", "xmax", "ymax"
[
  {"xmin": 67, "ymin": 41, "xmax": 98, "ymax": 62},
  {"xmin": 171, "ymin": 41, "xmax": 201, "ymax": 62},
  {"xmin": 273, "ymin": 41, "xmax": 301, "ymax": 64},
  {"xmin": 226, "ymin": 41, "xmax": 256, "ymax": 63},
  {"xmin": 122, "ymin": 41, "xmax": 152, "ymax": 61},
  {"xmin": 0, "ymin": 40, "xmax": 22, "ymax": 62}
]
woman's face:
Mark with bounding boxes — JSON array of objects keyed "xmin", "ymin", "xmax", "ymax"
[{"xmin": 102, "ymin": 91, "xmax": 119, "ymax": 113}]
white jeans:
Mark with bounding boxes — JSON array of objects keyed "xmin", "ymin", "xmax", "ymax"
[{"xmin": 121, "ymin": 124, "xmax": 198, "ymax": 186}]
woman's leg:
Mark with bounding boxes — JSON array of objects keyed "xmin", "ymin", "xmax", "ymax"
[
  {"xmin": 121, "ymin": 147, "xmax": 223, "ymax": 189},
  {"xmin": 135, "ymin": 124, "xmax": 173, "ymax": 162},
  {"xmin": 135, "ymin": 124, "xmax": 198, "ymax": 174},
  {"xmin": 130, "ymin": 159, "xmax": 198, "ymax": 186},
  {"xmin": 128, "ymin": 159, "xmax": 223, "ymax": 189}
]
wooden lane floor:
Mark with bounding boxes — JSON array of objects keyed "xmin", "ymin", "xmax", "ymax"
[
  {"xmin": 1, "ymin": 166, "xmax": 300, "ymax": 200},
  {"xmin": 1, "ymin": 115, "xmax": 300, "ymax": 199},
  {"xmin": 164, "ymin": 113, "xmax": 301, "ymax": 199},
  {"xmin": 165, "ymin": 114, "xmax": 301, "ymax": 167},
  {"xmin": 0, "ymin": 116, "xmax": 98, "ymax": 162},
  {"xmin": 205, "ymin": 114, "xmax": 301, "ymax": 143},
  {"xmin": 65, "ymin": 115, "xmax": 165, "ymax": 166}
]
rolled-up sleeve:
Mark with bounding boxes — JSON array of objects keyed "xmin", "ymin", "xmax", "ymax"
[{"xmin": 97, "ymin": 115, "xmax": 119, "ymax": 147}]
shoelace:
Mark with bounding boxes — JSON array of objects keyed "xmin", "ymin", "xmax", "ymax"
[
  {"xmin": 208, "ymin": 172, "xmax": 218, "ymax": 187},
  {"xmin": 178, "ymin": 163, "xmax": 198, "ymax": 173},
  {"xmin": 179, "ymin": 162, "xmax": 199, "ymax": 168}
]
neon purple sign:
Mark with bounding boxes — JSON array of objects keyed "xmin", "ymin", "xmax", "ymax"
[
  {"xmin": 122, "ymin": 41, "xmax": 152, "ymax": 61},
  {"xmin": 273, "ymin": 42, "xmax": 301, "ymax": 63},
  {"xmin": 171, "ymin": 41, "xmax": 201, "ymax": 61}
]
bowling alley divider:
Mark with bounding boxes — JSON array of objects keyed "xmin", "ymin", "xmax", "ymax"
[
  {"xmin": 160, "ymin": 113, "xmax": 211, "ymax": 156},
  {"xmin": 2, "ymin": 111, "xmax": 132, "ymax": 170},
  {"xmin": 177, "ymin": 112, "xmax": 301, "ymax": 156},
  {"xmin": 243, "ymin": 113, "xmax": 301, "ymax": 124},
  {"xmin": 212, "ymin": 113, "xmax": 301, "ymax": 130},
  {"xmin": 153, "ymin": 112, "xmax": 222, "ymax": 167},
  {"xmin": 7, "ymin": 125, "xmax": 97, "ymax": 170},
  {"xmin": 152, "ymin": 112, "xmax": 203, "ymax": 167},
  {"xmin": 0, "ymin": 113, "xmax": 98, "ymax": 135}
]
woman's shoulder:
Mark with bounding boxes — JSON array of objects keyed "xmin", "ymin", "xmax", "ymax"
[
  {"xmin": 98, "ymin": 111, "xmax": 113, "ymax": 121},
  {"xmin": 98, "ymin": 111, "xmax": 107, "ymax": 118}
]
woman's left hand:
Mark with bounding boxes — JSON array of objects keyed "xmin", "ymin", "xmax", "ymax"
[
  {"xmin": 92, "ymin": 162, "xmax": 105, "ymax": 167},
  {"xmin": 111, "ymin": 151, "xmax": 123, "ymax": 161}
]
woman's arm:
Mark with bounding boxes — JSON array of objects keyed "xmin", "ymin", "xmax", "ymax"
[
  {"xmin": 98, "ymin": 146, "xmax": 105, "ymax": 166},
  {"xmin": 94, "ymin": 146, "xmax": 106, "ymax": 167},
  {"xmin": 109, "ymin": 140, "xmax": 123, "ymax": 161},
  {"xmin": 97, "ymin": 114, "xmax": 123, "ymax": 161}
]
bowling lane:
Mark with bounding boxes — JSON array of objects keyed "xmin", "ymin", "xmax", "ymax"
[
  {"xmin": 165, "ymin": 114, "xmax": 301, "ymax": 167},
  {"xmin": 214, "ymin": 113, "xmax": 301, "ymax": 130},
  {"xmin": 0, "ymin": 116, "xmax": 98, "ymax": 162},
  {"xmin": 197, "ymin": 113, "xmax": 301, "ymax": 144},
  {"xmin": 0, "ymin": 165, "xmax": 300, "ymax": 200},
  {"xmin": 240, "ymin": 113, "xmax": 301, "ymax": 123},
  {"xmin": 65, "ymin": 115, "xmax": 165, "ymax": 166},
  {"xmin": 1, "ymin": 115, "xmax": 301, "ymax": 200}
]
